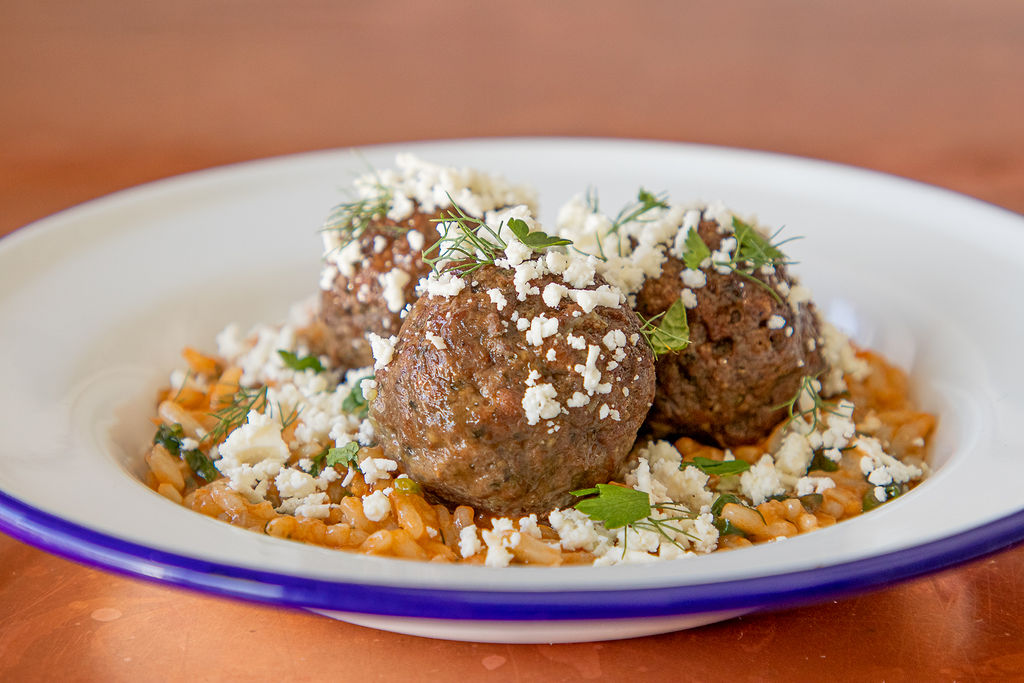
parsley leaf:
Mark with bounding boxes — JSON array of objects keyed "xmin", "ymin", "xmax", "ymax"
[
  {"xmin": 342, "ymin": 376, "xmax": 373, "ymax": 418},
  {"xmin": 732, "ymin": 217, "xmax": 786, "ymax": 267},
  {"xmin": 507, "ymin": 217, "xmax": 573, "ymax": 251},
  {"xmin": 571, "ymin": 484, "xmax": 652, "ymax": 529},
  {"xmin": 683, "ymin": 227, "xmax": 711, "ymax": 270},
  {"xmin": 639, "ymin": 298, "xmax": 690, "ymax": 358},
  {"xmin": 680, "ymin": 456, "xmax": 751, "ymax": 476},
  {"xmin": 326, "ymin": 442, "xmax": 361, "ymax": 468},
  {"xmin": 310, "ymin": 442, "xmax": 361, "ymax": 477},
  {"xmin": 277, "ymin": 350, "xmax": 324, "ymax": 373}
]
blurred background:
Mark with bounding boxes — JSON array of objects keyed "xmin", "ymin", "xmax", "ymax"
[{"xmin": 2, "ymin": 0, "xmax": 1021, "ymax": 238}]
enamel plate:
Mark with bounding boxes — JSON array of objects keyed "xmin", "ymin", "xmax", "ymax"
[{"xmin": 2, "ymin": 139, "xmax": 1023, "ymax": 643}]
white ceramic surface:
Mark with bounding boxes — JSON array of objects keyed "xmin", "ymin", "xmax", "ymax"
[{"xmin": 2, "ymin": 138, "xmax": 1023, "ymax": 643}]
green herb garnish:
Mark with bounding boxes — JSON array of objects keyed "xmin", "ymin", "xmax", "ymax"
[
  {"xmin": 799, "ymin": 493, "xmax": 824, "ymax": 512},
  {"xmin": 507, "ymin": 217, "xmax": 573, "ymax": 251},
  {"xmin": 393, "ymin": 477, "xmax": 423, "ymax": 495},
  {"xmin": 423, "ymin": 201, "xmax": 507, "ymax": 275},
  {"xmin": 776, "ymin": 373, "xmax": 841, "ymax": 431},
  {"xmin": 572, "ymin": 484, "xmax": 653, "ymax": 529},
  {"xmin": 321, "ymin": 182, "xmax": 396, "ymax": 248},
  {"xmin": 862, "ymin": 484, "xmax": 902, "ymax": 512},
  {"xmin": 184, "ymin": 449, "xmax": 220, "ymax": 482},
  {"xmin": 808, "ymin": 450, "xmax": 841, "ymax": 472},
  {"xmin": 682, "ymin": 216, "xmax": 798, "ymax": 302},
  {"xmin": 204, "ymin": 385, "xmax": 269, "ymax": 444},
  {"xmin": 680, "ymin": 456, "xmax": 751, "ymax": 477},
  {"xmin": 603, "ymin": 188, "xmax": 670, "ymax": 258},
  {"xmin": 277, "ymin": 350, "xmax": 324, "ymax": 373},
  {"xmin": 424, "ymin": 198, "xmax": 573, "ymax": 275},
  {"xmin": 682, "ymin": 227, "xmax": 711, "ymax": 270},
  {"xmin": 638, "ymin": 298, "xmax": 690, "ymax": 358},
  {"xmin": 572, "ymin": 485, "xmax": 699, "ymax": 552},
  {"xmin": 154, "ymin": 423, "xmax": 186, "ymax": 456},
  {"xmin": 342, "ymin": 375, "xmax": 373, "ymax": 418},
  {"xmin": 309, "ymin": 442, "xmax": 362, "ymax": 477},
  {"xmin": 153, "ymin": 423, "xmax": 219, "ymax": 481}
]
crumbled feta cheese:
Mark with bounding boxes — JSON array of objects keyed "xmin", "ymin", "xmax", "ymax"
[
  {"xmin": 574, "ymin": 345, "xmax": 612, "ymax": 395},
  {"xmin": 422, "ymin": 271, "xmax": 467, "ymax": 298},
  {"xmin": 486, "ymin": 288, "xmax": 507, "ymax": 311},
  {"xmin": 525, "ymin": 315, "xmax": 559, "ymax": 346},
  {"xmin": 378, "ymin": 268, "xmax": 411, "ymax": 313},
  {"xmin": 566, "ymin": 334, "xmax": 587, "ymax": 350},
  {"xmin": 795, "ymin": 476, "xmax": 836, "ymax": 496},
  {"xmin": 424, "ymin": 331, "xmax": 447, "ymax": 350},
  {"xmin": 542, "ymin": 282, "xmax": 569, "ymax": 308},
  {"xmin": 740, "ymin": 454, "xmax": 785, "ymax": 505},
  {"xmin": 362, "ymin": 490, "xmax": 391, "ymax": 522},
  {"xmin": 459, "ymin": 525, "xmax": 482, "ymax": 558},
  {"xmin": 367, "ymin": 333, "xmax": 398, "ymax": 371},
  {"xmin": 359, "ymin": 456, "xmax": 398, "ymax": 485},
  {"xmin": 522, "ymin": 383, "xmax": 560, "ymax": 425}
]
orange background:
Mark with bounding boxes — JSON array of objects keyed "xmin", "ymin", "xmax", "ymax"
[{"xmin": 2, "ymin": 2, "xmax": 1023, "ymax": 680}]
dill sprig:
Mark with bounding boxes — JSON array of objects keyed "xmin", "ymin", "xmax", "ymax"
[
  {"xmin": 583, "ymin": 187, "xmax": 669, "ymax": 260},
  {"xmin": 423, "ymin": 198, "xmax": 571, "ymax": 275},
  {"xmin": 203, "ymin": 384, "xmax": 301, "ymax": 445},
  {"xmin": 683, "ymin": 216, "xmax": 801, "ymax": 303},
  {"xmin": 775, "ymin": 373, "xmax": 842, "ymax": 431},
  {"xmin": 204, "ymin": 385, "xmax": 270, "ymax": 445},
  {"xmin": 637, "ymin": 298, "xmax": 690, "ymax": 358},
  {"xmin": 320, "ymin": 180, "xmax": 396, "ymax": 249},
  {"xmin": 423, "ymin": 201, "xmax": 507, "ymax": 275},
  {"xmin": 609, "ymin": 188, "xmax": 669, "ymax": 235}
]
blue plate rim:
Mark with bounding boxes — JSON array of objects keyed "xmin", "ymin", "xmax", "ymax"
[{"xmin": 3, "ymin": 488, "xmax": 1023, "ymax": 621}]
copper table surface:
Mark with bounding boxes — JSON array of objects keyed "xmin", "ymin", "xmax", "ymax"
[{"xmin": 1, "ymin": 1, "xmax": 1023, "ymax": 680}]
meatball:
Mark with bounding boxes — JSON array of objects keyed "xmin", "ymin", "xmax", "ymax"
[
  {"xmin": 316, "ymin": 155, "xmax": 537, "ymax": 371},
  {"xmin": 319, "ymin": 209, "xmax": 441, "ymax": 370},
  {"xmin": 370, "ymin": 263, "xmax": 656, "ymax": 516},
  {"xmin": 636, "ymin": 214, "xmax": 825, "ymax": 446}
]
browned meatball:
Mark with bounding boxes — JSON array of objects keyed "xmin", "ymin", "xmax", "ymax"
[
  {"xmin": 637, "ymin": 216, "xmax": 825, "ymax": 446},
  {"xmin": 319, "ymin": 210, "xmax": 442, "ymax": 370},
  {"xmin": 370, "ymin": 264, "xmax": 656, "ymax": 516}
]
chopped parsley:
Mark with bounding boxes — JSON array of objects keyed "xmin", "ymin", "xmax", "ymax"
[
  {"xmin": 152, "ymin": 423, "xmax": 219, "ymax": 481},
  {"xmin": 309, "ymin": 442, "xmax": 361, "ymax": 477}
]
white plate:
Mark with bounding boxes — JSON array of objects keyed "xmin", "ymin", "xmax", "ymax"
[{"xmin": 2, "ymin": 138, "xmax": 1023, "ymax": 644}]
